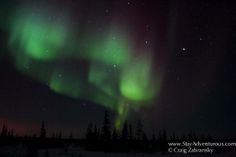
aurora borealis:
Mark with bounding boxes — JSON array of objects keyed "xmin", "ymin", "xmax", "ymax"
[
  {"xmin": 0, "ymin": 0, "xmax": 236, "ymax": 137},
  {"xmin": 6, "ymin": 1, "xmax": 160, "ymax": 128}
]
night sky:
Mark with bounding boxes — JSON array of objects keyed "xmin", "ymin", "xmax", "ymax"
[{"xmin": 0, "ymin": 0, "xmax": 236, "ymax": 138}]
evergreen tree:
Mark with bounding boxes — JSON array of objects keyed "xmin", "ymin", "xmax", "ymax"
[
  {"xmin": 170, "ymin": 132, "xmax": 176, "ymax": 141},
  {"xmin": 96, "ymin": 128, "xmax": 101, "ymax": 140},
  {"xmin": 142, "ymin": 132, "xmax": 148, "ymax": 141},
  {"xmin": 86, "ymin": 123, "xmax": 93, "ymax": 140},
  {"xmin": 151, "ymin": 133, "xmax": 156, "ymax": 141},
  {"xmin": 93, "ymin": 125, "xmax": 99, "ymax": 140},
  {"xmin": 188, "ymin": 131, "xmax": 193, "ymax": 141},
  {"xmin": 128, "ymin": 124, "xmax": 134, "ymax": 140},
  {"xmin": 112, "ymin": 128, "xmax": 119, "ymax": 141},
  {"xmin": 40, "ymin": 121, "xmax": 46, "ymax": 138},
  {"xmin": 1, "ymin": 125, "xmax": 8, "ymax": 137},
  {"xmin": 135, "ymin": 119, "xmax": 143, "ymax": 140},
  {"xmin": 101, "ymin": 110, "xmax": 111, "ymax": 141},
  {"xmin": 158, "ymin": 129, "xmax": 168, "ymax": 151},
  {"xmin": 121, "ymin": 120, "xmax": 128, "ymax": 140},
  {"xmin": 10, "ymin": 129, "xmax": 14, "ymax": 137},
  {"xmin": 162, "ymin": 129, "xmax": 167, "ymax": 141},
  {"xmin": 200, "ymin": 134, "xmax": 205, "ymax": 141}
]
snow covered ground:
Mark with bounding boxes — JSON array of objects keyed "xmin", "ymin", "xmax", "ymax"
[{"xmin": 0, "ymin": 145, "xmax": 236, "ymax": 157}]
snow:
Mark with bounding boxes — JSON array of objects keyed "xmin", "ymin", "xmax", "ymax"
[{"xmin": 0, "ymin": 145, "xmax": 236, "ymax": 157}]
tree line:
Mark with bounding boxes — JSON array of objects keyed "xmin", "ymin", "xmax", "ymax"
[
  {"xmin": 0, "ymin": 110, "xmax": 218, "ymax": 153},
  {"xmin": 0, "ymin": 110, "xmax": 214, "ymax": 142},
  {"xmin": 85, "ymin": 110, "xmax": 148, "ymax": 141}
]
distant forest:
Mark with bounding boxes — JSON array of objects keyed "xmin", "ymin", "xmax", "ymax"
[{"xmin": 0, "ymin": 110, "xmax": 235, "ymax": 153}]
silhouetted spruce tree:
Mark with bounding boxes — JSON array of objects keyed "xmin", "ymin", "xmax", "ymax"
[
  {"xmin": 40, "ymin": 121, "xmax": 46, "ymax": 138},
  {"xmin": 200, "ymin": 134, "xmax": 206, "ymax": 141},
  {"xmin": 101, "ymin": 110, "xmax": 111, "ymax": 141},
  {"xmin": 86, "ymin": 123, "xmax": 93, "ymax": 140},
  {"xmin": 151, "ymin": 133, "xmax": 157, "ymax": 151},
  {"xmin": 151, "ymin": 133, "xmax": 156, "ymax": 141},
  {"xmin": 93, "ymin": 125, "xmax": 99, "ymax": 140},
  {"xmin": 158, "ymin": 129, "xmax": 168, "ymax": 151},
  {"xmin": 207, "ymin": 134, "xmax": 213, "ymax": 141},
  {"xmin": 158, "ymin": 130, "xmax": 165, "ymax": 141},
  {"xmin": 162, "ymin": 129, "xmax": 167, "ymax": 141},
  {"xmin": 142, "ymin": 132, "xmax": 148, "ymax": 141},
  {"xmin": 128, "ymin": 124, "xmax": 134, "ymax": 140},
  {"xmin": 112, "ymin": 128, "xmax": 119, "ymax": 141},
  {"xmin": 121, "ymin": 120, "xmax": 128, "ymax": 140},
  {"xmin": 135, "ymin": 119, "xmax": 143, "ymax": 140},
  {"xmin": 192, "ymin": 132, "xmax": 198, "ymax": 140},
  {"xmin": 188, "ymin": 131, "xmax": 193, "ymax": 141},
  {"xmin": 170, "ymin": 132, "xmax": 176, "ymax": 141},
  {"xmin": 1, "ymin": 125, "xmax": 8, "ymax": 137},
  {"xmin": 182, "ymin": 134, "xmax": 186, "ymax": 141},
  {"xmin": 9, "ymin": 129, "xmax": 14, "ymax": 137},
  {"xmin": 96, "ymin": 128, "xmax": 101, "ymax": 140}
]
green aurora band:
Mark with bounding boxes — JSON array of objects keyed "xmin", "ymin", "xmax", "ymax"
[{"xmin": 7, "ymin": 8, "xmax": 161, "ymax": 129}]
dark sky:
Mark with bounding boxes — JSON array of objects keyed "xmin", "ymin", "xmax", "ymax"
[{"xmin": 0, "ymin": 0, "xmax": 236, "ymax": 138}]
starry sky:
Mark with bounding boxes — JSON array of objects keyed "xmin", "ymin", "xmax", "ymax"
[{"xmin": 0, "ymin": 0, "xmax": 236, "ymax": 138}]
